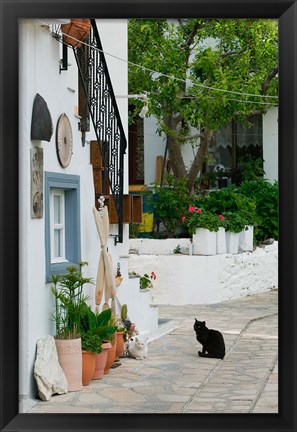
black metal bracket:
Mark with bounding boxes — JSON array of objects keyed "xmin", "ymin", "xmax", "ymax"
[
  {"xmin": 59, "ymin": 43, "xmax": 68, "ymax": 73},
  {"xmin": 109, "ymin": 234, "xmax": 120, "ymax": 246}
]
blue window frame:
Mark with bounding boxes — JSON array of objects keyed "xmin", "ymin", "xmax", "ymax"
[{"xmin": 45, "ymin": 172, "xmax": 81, "ymax": 281}]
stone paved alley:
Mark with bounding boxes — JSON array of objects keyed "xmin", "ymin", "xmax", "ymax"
[{"xmin": 27, "ymin": 289, "xmax": 278, "ymax": 414}]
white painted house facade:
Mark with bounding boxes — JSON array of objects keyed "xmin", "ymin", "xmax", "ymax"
[{"xmin": 18, "ymin": 18, "xmax": 136, "ymax": 412}]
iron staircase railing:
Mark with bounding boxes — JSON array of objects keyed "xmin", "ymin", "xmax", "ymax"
[{"xmin": 73, "ymin": 19, "xmax": 127, "ymax": 244}]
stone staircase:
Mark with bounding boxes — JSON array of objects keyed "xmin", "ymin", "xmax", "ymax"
[{"xmin": 116, "ymin": 272, "xmax": 175, "ymax": 341}]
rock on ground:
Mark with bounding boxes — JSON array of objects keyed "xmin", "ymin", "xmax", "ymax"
[{"xmin": 34, "ymin": 335, "xmax": 68, "ymax": 401}]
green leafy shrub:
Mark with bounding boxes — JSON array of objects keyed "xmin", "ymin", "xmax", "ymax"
[
  {"xmin": 197, "ymin": 187, "xmax": 258, "ymax": 229},
  {"xmin": 238, "ymin": 179, "xmax": 278, "ymax": 242},
  {"xmin": 129, "ymin": 223, "xmax": 141, "ymax": 238},
  {"xmin": 149, "ymin": 175, "xmax": 191, "ymax": 236},
  {"xmin": 223, "ymin": 211, "xmax": 247, "ymax": 233}
]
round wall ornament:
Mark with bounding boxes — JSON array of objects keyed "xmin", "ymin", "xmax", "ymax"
[{"xmin": 56, "ymin": 113, "xmax": 73, "ymax": 168}]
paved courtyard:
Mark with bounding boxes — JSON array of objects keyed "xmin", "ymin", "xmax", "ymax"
[{"xmin": 27, "ymin": 289, "xmax": 278, "ymax": 414}]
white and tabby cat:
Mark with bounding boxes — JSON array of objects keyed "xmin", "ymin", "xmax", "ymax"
[{"xmin": 127, "ymin": 336, "xmax": 148, "ymax": 360}]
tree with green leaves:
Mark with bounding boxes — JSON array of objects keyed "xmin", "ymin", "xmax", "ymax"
[{"xmin": 128, "ymin": 19, "xmax": 278, "ymax": 192}]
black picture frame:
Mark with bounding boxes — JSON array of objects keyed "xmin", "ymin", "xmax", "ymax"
[{"xmin": 0, "ymin": 0, "xmax": 296, "ymax": 431}]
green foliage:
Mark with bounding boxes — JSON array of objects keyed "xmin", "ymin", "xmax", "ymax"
[
  {"xmin": 173, "ymin": 244, "xmax": 182, "ymax": 254},
  {"xmin": 50, "ymin": 262, "xmax": 93, "ymax": 339},
  {"xmin": 80, "ymin": 306, "xmax": 117, "ymax": 342},
  {"xmin": 199, "ymin": 187, "xmax": 258, "ymax": 228},
  {"xmin": 240, "ymin": 156, "xmax": 265, "ymax": 181},
  {"xmin": 129, "ymin": 223, "xmax": 141, "ymax": 238},
  {"xmin": 223, "ymin": 211, "xmax": 247, "ymax": 233},
  {"xmin": 128, "ymin": 19, "xmax": 278, "ymax": 186},
  {"xmin": 238, "ymin": 179, "xmax": 278, "ymax": 242},
  {"xmin": 197, "ymin": 180, "xmax": 278, "ymax": 241},
  {"xmin": 81, "ymin": 330, "xmax": 103, "ymax": 353},
  {"xmin": 230, "ymin": 155, "xmax": 266, "ymax": 183},
  {"xmin": 149, "ymin": 175, "xmax": 191, "ymax": 236},
  {"xmin": 140, "ymin": 271, "xmax": 156, "ymax": 289}
]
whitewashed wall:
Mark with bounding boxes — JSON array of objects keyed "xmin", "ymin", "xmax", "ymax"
[
  {"xmin": 19, "ymin": 18, "xmax": 128, "ymax": 411},
  {"xmin": 128, "ymin": 240, "xmax": 278, "ymax": 305},
  {"xmin": 263, "ymin": 107, "xmax": 278, "ymax": 183}
]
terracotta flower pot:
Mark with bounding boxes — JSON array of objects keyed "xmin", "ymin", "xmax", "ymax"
[
  {"xmin": 115, "ymin": 332, "xmax": 125, "ymax": 360},
  {"xmin": 55, "ymin": 337, "xmax": 83, "ymax": 392},
  {"xmin": 82, "ymin": 351, "xmax": 96, "ymax": 386},
  {"xmin": 104, "ymin": 340, "xmax": 116, "ymax": 374},
  {"xmin": 92, "ymin": 342, "xmax": 111, "ymax": 380},
  {"xmin": 61, "ymin": 19, "xmax": 91, "ymax": 48}
]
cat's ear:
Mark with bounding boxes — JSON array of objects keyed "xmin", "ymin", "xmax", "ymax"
[
  {"xmin": 195, "ymin": 318, "xmax": 198, "ymax": 322},
  {"xmin": 203, "ymin": 321, "xmax": 206, "ymax": 325},
  {"xmin": 135, "ymin": 336, "xmax": 139, "ymax": 342}
]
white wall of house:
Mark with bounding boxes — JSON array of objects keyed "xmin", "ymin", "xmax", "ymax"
[
  {"xmin": 19, "ymin": 18, "xmax": 129, "ymax": 411},
  {"xmin": 143, "ymin": 116, "xmax": 166, "ymax": 185},
  {"xmin": 263, "ymin": 106, "xmax": 278, "ymax": 183}
]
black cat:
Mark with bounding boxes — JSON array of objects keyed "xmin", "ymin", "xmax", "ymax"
[{"xmin": 193, "ymin": 319, "xmax": 225, "ymax": 359}]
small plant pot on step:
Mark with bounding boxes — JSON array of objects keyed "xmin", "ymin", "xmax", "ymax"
[
  {"xmin": 92, "ymin": 342, "xmax": 111, "ymax": 380},
  {"xmin": 104, "ymin": 340, "xmax": 117, "ymax": 374},
  {"xmin": 82, "ymin": 351, "xmax": 96, "ymax": 386},
  {"xmin": 115, "ymin": 332, "xmax": 125, "ymax": 360}
]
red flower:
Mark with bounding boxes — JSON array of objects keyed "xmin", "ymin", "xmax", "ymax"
[
  {"xmin": 151, "ymin": 272, "xmax": 157, "ymax": 280},
  {"xmin": 181, "ymin": 216, "xmax": 186, "ymax": 222},
  {"xmin": 197, "ymin": 208, "xmax": 202, "ymax": 214},
  {"xmin": 218, "ymin": 214, "xmax": 225, "ymax": 220},
  {"xmin": 188, "ymin": 206, "xmax": 196, "ymax": 213}
]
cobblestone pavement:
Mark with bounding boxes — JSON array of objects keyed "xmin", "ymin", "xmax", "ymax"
[{"xmin": 27, "ymin": 289, "xmax": 278, "ymax": 414}]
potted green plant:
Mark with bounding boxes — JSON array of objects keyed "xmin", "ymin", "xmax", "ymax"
[
  {"xmin": 81, "ymin": 330, "xmax": 102, "ymax": 385},
  {"xmin": 224, "ymin": 212, "xmax": 246, "ymax": 253},
  {"xmin": 80, "ymin": 306, "xmax": 117, "ymax": 380},
  {"xmin": 139, "ymin": 271, "xmax": 156, "ymax": 290},
  {"xmin": 50, "ymin": 261, "xmax": 93, "ymax": 391},
  {"xmin": 182, "ymin": 206, "xmax": 222, "ymax": 255}
]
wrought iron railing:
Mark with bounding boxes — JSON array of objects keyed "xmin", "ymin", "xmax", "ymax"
[{"xmin": 73, "ymin": 19, "xmax": 127, "ymax": 244}]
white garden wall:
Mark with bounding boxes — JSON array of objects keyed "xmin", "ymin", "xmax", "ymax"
[{"xmin": 128, "ymin": 239, "xmax": 278, "ymax": 305}]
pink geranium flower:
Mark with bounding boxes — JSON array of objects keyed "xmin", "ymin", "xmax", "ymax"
[
  {"xmin": 218, "ymin": 214, "xmax": 225, "ymax": 220},
  {"xmin": 181, "ymin": 216, "xmax": 186, "ymax": 222},
  {"xmin": 188, "ymin": 206, "xmax": 196, "ymax": 213},
  {"xmin": 197, "ymin": 208, "xmax": 202, "ymax": 214}
]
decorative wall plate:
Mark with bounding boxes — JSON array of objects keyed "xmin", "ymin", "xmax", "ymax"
[{"xmin": 56, "ymin": 113, "xmax": 73, "ymax": 168}]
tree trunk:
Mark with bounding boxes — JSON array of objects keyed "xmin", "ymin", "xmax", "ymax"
[
  {"xmin": 163, "ymin": 115, "xmax": 187, "ymax": 181},
  {"xmin": 163, "ymin": 113, "xmax": 213, "ymax": 193},
  {"xmin": 187, "ymin": 128, "xmax": 213, "ymax": 193}
]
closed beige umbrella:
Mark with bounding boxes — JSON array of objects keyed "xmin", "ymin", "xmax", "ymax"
[{"xmin": 93, "ymin": 201, "xmax": 116, "ymax": 306}]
